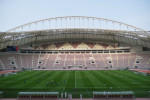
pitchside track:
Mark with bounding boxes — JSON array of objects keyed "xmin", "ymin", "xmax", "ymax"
[{"xmin": 0, "ymin": 70, "xmax": 150, "ymax": 98}]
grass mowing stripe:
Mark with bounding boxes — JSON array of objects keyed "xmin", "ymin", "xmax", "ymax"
[
  {"xmin": 112, "ymin": 71, "xmax": 148, "ymax": 87},
  {"xmin": 26, "ymin": 71, "xmax": 55, "ymax": 89},
  {"xmin": 88, "ymin": 71, "xmax": 104, "ymax": 86},
  {"xmin": 0, "ymin": 71, "xmax": 46, "ymax": 98},
  {"xmin": 51, "ymin": 71, "xmax": 73, "ymax": 94},
  {"xmin": 75, "ymin": 71, "xmax": 85, "ymax": 88},
  {"xmin": 104, "ymin": 71, "xmax": 134, "ymax": 86},
  {"xmin": 80, "ymin": 71, "xmax": 94, "ymax": 87},
  {"xmin": 104, "ymin": 71, "xmax": 134, "ymax": 91},
  {"xmin": 94, "ymin": 71, "xmax": 125, "ymax": 91},
  {"xmin": 32, "ymin": 71, "xmax": 56, "ymax": 89},
  {"xmin": 0, "ymin": 71, "xmax": 34, "ymax": 83},
  {"xmin": 31, "ymin": 71, "xmax": 63, "ymax": 91},
  {"xmin": 62, "ymin": 71, "xmax": 72, "ymax": 88},
  {"xmin": 32, "ymin": 71, "xmax": 62, "ymax": 89},
  {"xmin": 61, "ymin": 71, "xmax": 71, "ymax": 92},
  {"xmin": 66, "ymin": 71, "xmax": 75, "ymax": 87},
  {"xmin": 116, "ymin": 70, "xmax": 150, "ymax": 81},
  {"xmin": 94, "ymin": 71, "xmax": 117, "ymax": 87},
  {"xmin": 63, "ymin": 71, "xmax": 75, "ymax": 95},
  {"xmin": 113, "ymin": 71, "xmax": 150, "ymax": 97},
  {"xmin": 0, "ymin": 70, "xmax": 150, "ymax": 98},
  {"xmin": 52, "ymin": 71, "xmax": 66, "ymax": 87},
  {"xmin": 0, "ymin": 71, "xmax": 42, "ymax": 88},
  {"xmin": 115, "ymin": 71, "xmax": 150, "ymax": 85},
  {"xmin": 0, "ymin": 71, "xmax": 30, "ymax": 79},
  {"xmin": 114, "ymin": 71, "xmax": 150, "ymax": 87},
  {"xmin": 91, "ymin": 71, "xmax": 107, "ymax": 85},
  {"xmin": 1, "ymin": 71, "xmax": 60, "ymax": 98},
  {"xmin": 7, "ymin": 71, "xmax": 45, "ymax": 89}
]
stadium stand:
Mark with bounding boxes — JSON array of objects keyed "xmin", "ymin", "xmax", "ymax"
[
  {"xmin": 0, "ymin": 52, "xmax": 150, "ymax": 70},
  {"xmin": 0, "ymin": 16, "xmax": 150, "ymax": 99}
]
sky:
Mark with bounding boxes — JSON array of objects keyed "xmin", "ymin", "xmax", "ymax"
[{"xmin": 0, "ymin": 0, "xmax": 150, "ymax": 32}]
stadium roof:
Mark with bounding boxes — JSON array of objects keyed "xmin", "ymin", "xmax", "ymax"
[{"xmin": 0, "ymin": 16, "xmax": 150, "ymax": 49}]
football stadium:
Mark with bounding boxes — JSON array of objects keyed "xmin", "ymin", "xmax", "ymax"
[{"xmin": 0, "ymin": 16, "xmax": 150, "ymax": 100}]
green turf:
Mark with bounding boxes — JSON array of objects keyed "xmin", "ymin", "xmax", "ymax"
[{"xmin": 0, "ymin": 70, "xmax": 150, "ymax": 98}]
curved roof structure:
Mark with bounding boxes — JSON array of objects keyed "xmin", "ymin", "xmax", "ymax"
[{"xmin": 0, "ymin": 16, "xmax": 150, "ymax": 49}]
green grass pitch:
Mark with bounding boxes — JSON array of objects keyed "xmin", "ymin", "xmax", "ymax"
[{"xmin": 0, "ymin": 70, "xmax": 150, "ymax": 98}]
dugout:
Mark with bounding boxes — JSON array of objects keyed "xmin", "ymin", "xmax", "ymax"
[
  {"xmin": 18, "ymin": 92, "xmax": 59, "ymax": 99},
  {"xmin": 93, "ymin": 91, "xmax": 135, "ymax": 99}
]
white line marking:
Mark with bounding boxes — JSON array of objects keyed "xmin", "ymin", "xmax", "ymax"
[{"xmin": 75, "ymin": 71, "xmax": 76, "ymax": 88}]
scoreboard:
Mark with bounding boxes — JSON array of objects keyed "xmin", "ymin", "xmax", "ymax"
[{"xmin": 7, "ymin": 46, "xmax": 19, "ymax": 52}]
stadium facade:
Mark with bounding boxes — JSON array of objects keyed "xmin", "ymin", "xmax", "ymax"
[{"xmin": 0, "ymin": 16, "xmax": 150, "ymax": 99}]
